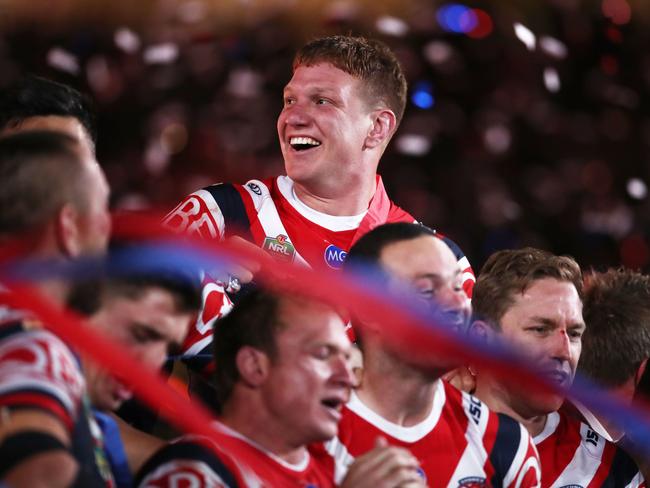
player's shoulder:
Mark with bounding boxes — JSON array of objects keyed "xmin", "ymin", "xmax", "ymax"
[
  {"xmin": 443, "ymin": 381, "xmax": 489, "ymax": 427},
  {"xmin": 134, "ymin": 437, "xmax": 240, "ymax": 488},
  {"xmin": 0, "ymin": 317, "xmax": 84, "ymax": 429}
]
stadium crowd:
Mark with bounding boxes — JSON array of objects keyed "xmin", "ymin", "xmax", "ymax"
[{"xmin": 2, "ymin": 3, "xmax": 650, "ymax": 487}]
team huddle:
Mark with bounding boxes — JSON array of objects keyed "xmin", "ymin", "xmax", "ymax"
[{"xmin": 0, "ymin": 35, "xmax": 648, "ymax": 487}]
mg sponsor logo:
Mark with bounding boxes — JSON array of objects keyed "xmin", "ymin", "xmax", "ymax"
[{"xmin": 324, "ymin": 244, "xmax": 347, "ymax": 269}]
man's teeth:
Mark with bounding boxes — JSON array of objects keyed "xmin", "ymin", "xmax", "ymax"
[{"xmin": 290, "ymin": 136, "xmax": 321, "ymax": 147}]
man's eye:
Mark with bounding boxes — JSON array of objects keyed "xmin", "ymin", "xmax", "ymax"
[
  {"xmin": 131, "ymin": 328, "xmax": 152, "ymax": 343},
  {"xmin": 132, "ymin": 331, "xmax": 148, "ymax": 343},
  {"xmin": 528, "ymin": 326, "xmax": 547, "ymax": 334},
  {"xmin": 418, "ymin": 289, "xmax": 434, "ymax": 299},
  {"xmin": 569, "ymin": 329, "xmax": 584, "ymax": 339},
  {"xmin": 316, "ymin": 98, "xmax": 329, "ymax": 105},
  {"xmin": 313, "ymin": 346, "xmax": 331, "ymax": 359},
  {"xmin": 284, "ymin": 98, "xmax": 295, "ymax": 106}
]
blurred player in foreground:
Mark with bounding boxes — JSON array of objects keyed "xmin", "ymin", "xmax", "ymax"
[
  {"xmin": 136, "ymin": 290, "xmax": 425, "ymax": 487},
  {"xmin": 327, "ymin": 223, "xmax": 540, "ymax": 487}
]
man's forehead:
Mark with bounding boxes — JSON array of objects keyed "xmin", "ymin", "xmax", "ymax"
[
  {"xmin": 285, "ymin": 63, "xmax": 360, "ymax": 91},
  {"xmin": 505, "ymin": 278, "xmax": 583, "ymax": 318},
  {"xmin": 379, "ymin": 236, "xmax": 459, "ymax": 275},
  {"xmin": 1, "ymin": 115, "xmax": 94, "ymax": 155},
  {"xmin": 277, "ymin": 298, "xmax": 347, "ymax": 340}
]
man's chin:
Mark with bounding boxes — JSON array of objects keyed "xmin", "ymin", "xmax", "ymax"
[{"xmin": 520, "ymin": 392, "xmax": 565, "ymax": 418}]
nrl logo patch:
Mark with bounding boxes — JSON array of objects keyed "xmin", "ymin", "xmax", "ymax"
[{"xmin": 263, "ymin": 234, "xmax": 295, "ymax": 262}]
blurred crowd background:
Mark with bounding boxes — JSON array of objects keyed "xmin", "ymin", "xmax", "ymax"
[{"xmin": 1, "ymin": 0, "xmax": 649, "ymax": 272}]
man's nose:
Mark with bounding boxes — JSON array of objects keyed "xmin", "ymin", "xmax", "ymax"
[
  {"xmin": 283, "ymin": 102, "xmax": 311, "ymax": 127},
  {"xmin": 332, "ymin": 354, "xmax": 356, "ymax": 388},
  {"xmin": 550, "ymin": 329, "xmax": 572, "ymax": 362}
]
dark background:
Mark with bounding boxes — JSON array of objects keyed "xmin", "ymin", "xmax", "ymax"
[{"xmin": 2, "ymin": 0, "xmax": 649, "ymax": 272}]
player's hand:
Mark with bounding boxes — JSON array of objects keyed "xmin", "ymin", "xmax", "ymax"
[
  {"xmin": 221, "ymin": 236, "xmax": 265, "ymax": 285},
  {"xmin": 341, "ymin": 437, "xmax": 426, "ymax": 488}
]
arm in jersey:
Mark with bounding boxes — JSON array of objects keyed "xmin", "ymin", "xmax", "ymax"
[
  {"xmin": 0, "ymin": 321, "xmax": 85, "ymax": 486},
  {"xmin": 163, "ymin": 184, "xmax": 258, "ymax": 363},
  {"xmin": 135, "ymin": 439, "xmax": 240, "ymax": 488}
]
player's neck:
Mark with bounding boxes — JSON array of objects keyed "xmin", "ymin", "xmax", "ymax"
[
  {"xmin": 473, "ymin": 380, "xmax": 548, "ymax": 437},
  {"xmin": 590, "ymin": 382, "xmax": 634, "ymax": 441},
  {"xmin": 33, "ymin": 279, "xmax": 69, "ymax": 308},
  {"xmin": 221, "ymin": 400, "xmax": 307, "ymax": 465},
  {"xmin": 292, "ymin": 177, "xmax": 376, "ymax": 216},
  {"xmin": 357, "ymin": 359, "xmax": 438, "ymax": 427}
]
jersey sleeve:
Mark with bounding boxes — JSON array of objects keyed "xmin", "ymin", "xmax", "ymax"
[
  {"xmin": 163, "ymin": 188, "xmax": 227, "ymax": 240},
  {"xmin": 181, "ymin": 275, "xmax": 234, "ymax": 360},
  {"xmin": 0, "ymin": 327, "xmax": 85, "ymax": 432},
  {"xmin": 135, "ymin": 440, "xmax": 241, "ymax": 488},
  {"xmin": 165, "ymin": 184, "xmax": 253, "ymax": 362}
]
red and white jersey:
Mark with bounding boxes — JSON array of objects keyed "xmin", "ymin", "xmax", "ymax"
[
  {"xmin": 0, "ymin": 305, "xmax": 85, "ymax": 431},
  {"xmin": 534, "ymin": 409, "xmax": 643, "ymax": 487},
  {"xmin": 328, "ymin": 379, "xmax": 541, "ymax": 487},
  {"xmin": 163, "ymin": 175, "xmax": 475, "ymax": 359},
  {"xmin": 0, "ymin": 303, "xmax": 115, "ymax": 486},
  {"xmin": 136, "ymin": 422, "xmax": 335, "ymax": 487}
]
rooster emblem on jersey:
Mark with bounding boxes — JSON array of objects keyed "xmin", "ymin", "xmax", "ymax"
[{"xmin": 458, "ymin": 476, "xmax": 488, "ymax": 488}]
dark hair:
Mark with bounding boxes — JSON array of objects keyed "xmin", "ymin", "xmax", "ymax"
[
  {"xmin": 212, "ymin": 289, "xmax": 285, "ymax": 413},
  {"xmin": 345, "ymin": 222, "xmax": 437, "ymax": 268},
  {"xmin": 472, "ymin": 247, "xmax": 583, "ymax": 328},
  {"xmin": 0, "ymin": 130, "xmax": 85, "ymax": 238},
  {"xmin": 0, "ymin": 75, "xmax": 97, "ymax": 147},
  {"xmin": 67, "ymin": 273, "xmax": 202, "ymax": 318},
  {"xmin": 294, "ymin": 35, "xmax": 408, "ymax": 128},
  {"xmin": 580, "ymin": 268, "xmax": 650, "ymax": 388}
]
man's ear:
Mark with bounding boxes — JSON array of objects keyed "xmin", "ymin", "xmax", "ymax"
[
  {"xmin": 364, "ymin": 109, "xmax": 396, "ymax": 150},
  {"xmin": 54, "ymin": 203, "xmax": 81, "ymax": 258},
  {"xmin": 236, "ymin": 346, "xmax": 270, "ymax": 387},
  {"xmin": 469, "ymin": 320, "xmax": 497, "ymax": 343}
]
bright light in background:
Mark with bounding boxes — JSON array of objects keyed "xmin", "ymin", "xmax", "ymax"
[
  {"xmin": 602, "ymin": 0, "xmax": 632, "ymax": 25},
  {"xmin": 114, "ymin": 28, "xmax": 140, "ymax": 53},
  {"xmin": 424, "ymin": 41, "xmax": 453, "ymax": 65},
  {"xmin": 539, "ymin": 36, "xmax": 567, "ymax": 59},
  {"xmin": 467, "ymin": 9, "xmax": 493, "ymax": 39},
  {"xmin": 483, "ymin": 124, "xmax": 511, "ymax": 154},
  {"xmin": 436, "ymin": 4, "xmax": 492, "ymax": 38},
  {"xmin": 513, "ymin": 22, "xmax": 536, "ymax": 51},
  {"xmin": 396, "ymin": 134, "xmax": 432, "ymax": 156},
  {"xmin": 144, "ymin": 43, "xmax": 179, "ymax": 64},
  {"xmin": 543, "ymin": 67, "xmax": 561, "ymax": 93},
  {"xmin": 177, "ymin": 0, "xmax": 206, "ymax": 23},
  {"xmin": 376, "ymin": 16, "xmax": 409, "ymax": 37},
  {"xmin": 411, "ymin": 81, "xmax": 435, "ymax": 109},
  {"xmin": 47, "ymin": 47, "xmax": 80, "ymax": 75},
  {"xmin": 627, "ymin": 178, "xmax": 648, "ymax": 200}
]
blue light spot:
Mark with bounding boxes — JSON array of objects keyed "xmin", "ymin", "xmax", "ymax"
[
  {"xmin": 411, "ymin": 81, "xmax": 435, "ymax": 109},
  {"xmin": 436, "ymin": 3, "xmax": 477, "ymax": 34}
]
